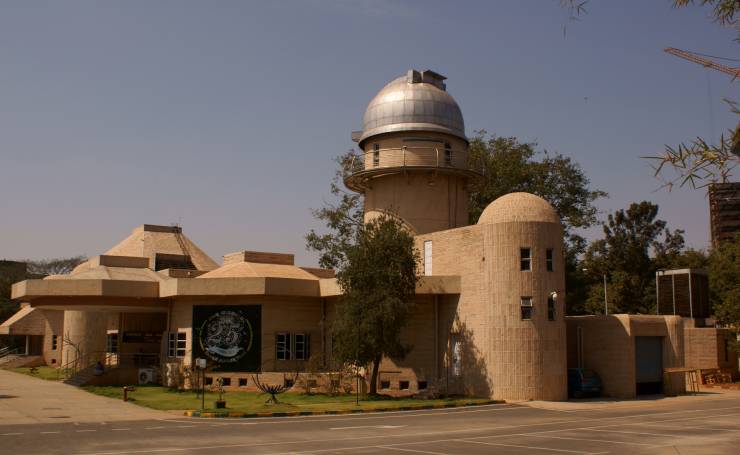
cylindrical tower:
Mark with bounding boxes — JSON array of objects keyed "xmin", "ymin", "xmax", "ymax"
[
  {"xmin": 479, "ymin": 193, "xmax": 568, "ymax": 401},
  {"xmin": 345, "ymin": 69, "xmax": 481, "ymax": 234},
  {"xmin": 62, "ymin": 310, "xmax": 108, "ymax": 366}
]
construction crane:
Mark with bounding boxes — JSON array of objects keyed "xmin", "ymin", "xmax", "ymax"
[{"xmin": 664, "ymin": 47, "xmax": 740, "ymax": 79}]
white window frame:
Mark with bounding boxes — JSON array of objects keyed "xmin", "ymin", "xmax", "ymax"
[
  {"xmin": 276, "ymin": 333, "xmax": 291, "ymax": 361},
  {"xmin": 520, "ymin": 247, "xmax": 532, "ymax": 271},
  {"xmin": 106, "ymin": 331, "xmax": 119, "ymax": 354},
  {"xmin": 168, "ymin": 331, "xmax": 186, "ymax": 358},
  {"xmin": 51, "ymin": 335, "xmax": 58, "ymax": 351},
  {"xmin": 521, "ymin": 297, "xmax": 533, "ymax": 320},
  {"xmin": 294, "ymin": 333, "xmax": 309, "ymax": 360},
  {"xmin": 424, "ymin": 240, "xmax": 433, "ymax": 276}
]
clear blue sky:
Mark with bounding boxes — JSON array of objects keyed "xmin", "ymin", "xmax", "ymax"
[{"xmin": 1, "ymin": 0, "xmax": 737, "ymax": 266}]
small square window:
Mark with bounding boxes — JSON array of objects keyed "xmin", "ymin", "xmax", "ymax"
[
  {"xmin": 221, "ymin": 377, "xmax": 231, "ymax": 386},
  {"xmin": 546, "ymin": 249, "xmax": 554, "ymax": 272},
  {"xmin": 307, "ymin": 379, "xmax": 318, "ymax": 388},
  {"xmin": 521, "ymin": 297, "xmax": 533, "ymax": 320},
  {"xmin": 238, "ymin": 378, "xmax": 248, "ymax": 387},
  {"xmin": 284, "ymin": 378, "xmax": 295, "ymax": 388},
  {"xmin": 520, "ymin": 248, "xmax": 531, "ymax": 271},
  {"xmin": 400, "ymin": 380, "xmax": 410, "ymax": 390},
  {"xmin": 205, "ymin": 377, "xmax": 213, "ymax": 386},
  {"xmin": 380, "ymin": 380, "xmax": 391, "ymax": 389},
  {"xmin": 548, "ymin": 296, "xmax": 556, "ymax": 321},
  {"xmin": 418, "ymin": 381, "xmax": 428, "ymax": 390}
]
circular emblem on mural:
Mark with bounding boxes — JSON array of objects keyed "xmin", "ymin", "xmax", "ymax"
[{"xmin": 198, "ymin": 310, "xmax": 253, "ymax": 363}]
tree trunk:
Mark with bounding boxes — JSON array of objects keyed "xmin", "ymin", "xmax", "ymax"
[{"xmin": 369, "ymin": 354, "xmax": 382, "ymax": 395}]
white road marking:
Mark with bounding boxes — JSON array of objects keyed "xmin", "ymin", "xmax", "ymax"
[
  {"xmin": 330, "ymin": 424, "xmax": 405, "ymax": 430},
  {"xmin": 111, "ymin": 428, "xmax": 130, "ymax": 431},
  {"xmin": 69, "ymin": 405, "xmax": 740, "ymax": 455},
  {"xmin": 528, "ymin": 433, "xmax": 657, "ymax": 446},
  {"xmin": 458, "ymin": 438, "xmax": 598, "ymax": 454},
  {"xmin": 583, "ymin": 428, "xmax": 678, "ymax": 437},
  {"xmin": 1, "ymin": 432, "xmax": 23, "ymax": 436},
  {"xmin": 379, "ymin": 446, "xmax": 450, "ymax": 455},
  {"xmin": 175, "ymin": 425, "xmax": 195, "ymax": 428},
  {"xmin": 76, "ymin": 429, "xmax": 97, "ymax": 433},
  {"xmin": 163, "ymin": 403, "xmax": 520, "ymax": 426},
  {"xmin": 40, "ymin": 431, "xmax": 61, "ymax": 434},
  {"xmin": 145, "ymin": 426, "xmax": 166, "ymax": 430}
]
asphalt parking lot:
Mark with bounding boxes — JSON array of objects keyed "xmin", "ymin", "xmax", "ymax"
[{"xmin": 2, "ymin": 390, "xmax": 740, "ymax": 454}]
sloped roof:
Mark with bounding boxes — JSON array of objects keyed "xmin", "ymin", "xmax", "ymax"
[
  {"xmin": 198, "ymin": 261, "xmax": 319, "ymax": 280},
  {"xmin": 0, "ymin": 306, "xmax": 46, "ymax": 335},
  {"xmin": 103, "ymin": 224, "xmax": 218, "ymax": 271}
]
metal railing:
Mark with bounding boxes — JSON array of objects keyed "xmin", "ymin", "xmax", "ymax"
[
  {"xmin": 0, "ymin": 346, "xmax": 19, "ymax": 364},
  {"xmin": 343, "ymin": 145, "xmax": 483, "ymax": 176}
]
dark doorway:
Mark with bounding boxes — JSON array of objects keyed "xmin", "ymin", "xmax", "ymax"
[{"xmin": 635, "ymin": 336, "xmax": 663, "ymax": 395}]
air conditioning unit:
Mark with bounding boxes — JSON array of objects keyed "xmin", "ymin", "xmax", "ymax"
[{"xmin": 138, "ymin": 368, "xmax": 155, "ymax": 385}]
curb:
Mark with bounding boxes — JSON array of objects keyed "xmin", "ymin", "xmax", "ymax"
[{"xmin": 184, "ymin": 399, "xmax": 503, "ymax": 418}]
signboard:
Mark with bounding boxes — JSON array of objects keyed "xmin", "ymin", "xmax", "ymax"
[{"xmin": 192, "ymin": 305, "xmax": 261, "ymax": 372}]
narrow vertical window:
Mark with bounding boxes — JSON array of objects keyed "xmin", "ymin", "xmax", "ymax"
[
  {"xmin": 106, "ymin": 332, "xmax": 118, "ymax": 353},
  {"xmin": 444, "ymin": 142, "xmax": 452, "ymax": 166},
  {"xmin": 168, "ymin": 332, "xmax": 185, "ymax": 358},
  {"xmin": 51, "ymin": 335, "xmax": 58, "ymax": 351},
  {"xmin": 276, "ymin": 333, "xmax": 291, "ymax": 360},
  {"xmin": 424, "ymin": 240, "xmax": 433, "ymax": 276},
  {"xmin": 546, "ymin": 249, "xmax": 554, "ymax": 272},
  {"xmin": 520, "ymin": 248, "xmax": 531, "ymax": 271},
  {"xmin": 451, "ymin": 333, "xmax": 462, "ymax": 377},
  {"xmin": 373, "ymin": 143, "xmax": 380, "ymax": 167},
  {"xmin": 521, "ymin": 297, "xmax": 533, "ymax": 320},
  {"xmin": 294, "ymin": 333, "xmax": 310, "ymax": 360},
  {"xmin": 548, "ymin": 296, "xmax": 556, "ymax": 321}
]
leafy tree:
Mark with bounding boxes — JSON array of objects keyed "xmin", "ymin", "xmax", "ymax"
[
  {"xmin": 305, "ymin": 152, "xmax": 363, "ymax": 270},
  {"xmin": 708, "ymin": 233, "xmax": 740, "ymax": 328},
  {"xmin": 467, "ymin": 132, "xmax": 606, "ymax": 314},
  {"xmin": 0, "ymin": 261, "xmax": 28, "ymax": 326},
  {"xmin": 581, "ymin": 201, "xmax": 685, "ymax": 314},
  {"xmin": 331, "ymin": 214, "xmax": 419, "ymax": 395},
  {"xmin": 0, "ymin": 256, "xmax": 85, "ymax": 326}
]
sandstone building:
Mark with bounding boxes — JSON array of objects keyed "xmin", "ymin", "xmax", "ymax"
[{"xmin": 1, "ymin": 70, "xmax": 735, "ymax": 400}]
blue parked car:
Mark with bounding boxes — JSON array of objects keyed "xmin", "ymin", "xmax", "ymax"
[{"xmin": 568, "ymin": 368, "xmax": 602, "ymax": 398}]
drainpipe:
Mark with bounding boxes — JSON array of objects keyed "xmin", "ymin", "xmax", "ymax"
[{"xmin": 434, "ymin": 295, "xmax": 439, "ymax": 382}]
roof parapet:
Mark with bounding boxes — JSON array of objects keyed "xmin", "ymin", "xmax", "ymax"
[{"xmin": 223, "ymin": 251, "xmax": 295, "ymax": 266}]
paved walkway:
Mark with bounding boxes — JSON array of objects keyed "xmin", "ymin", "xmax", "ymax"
[{"xmin": 0, "ymin": 369, "xmax": 167, "ymax": 425}]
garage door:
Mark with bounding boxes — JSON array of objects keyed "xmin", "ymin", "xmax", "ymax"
[{"xmin": 635, "ymin": 336, "xmax": 663, "ymax": 395}]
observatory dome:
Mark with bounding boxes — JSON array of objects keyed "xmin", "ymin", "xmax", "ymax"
[
  {"xmin": 478, "ymin": 193, "xmax": 560, "ymax": 225},
  {"xmin": 357, "ymin": 69, "xmax": 466, "ymax": 147}
]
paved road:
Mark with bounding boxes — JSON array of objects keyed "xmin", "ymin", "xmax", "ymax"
[{"xmin": 2, "ymin": 370, "xmax": 740, "ymax": 454}]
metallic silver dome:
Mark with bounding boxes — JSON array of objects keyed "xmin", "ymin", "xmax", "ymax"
[{"xmin": 356, "ymin": 69, "xmax": 466, "ymax": 147}]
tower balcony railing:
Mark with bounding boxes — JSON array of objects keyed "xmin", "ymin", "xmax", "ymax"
[{"xmin": 343, "ymin": 145, "xmax": 484, "ymax": 191}]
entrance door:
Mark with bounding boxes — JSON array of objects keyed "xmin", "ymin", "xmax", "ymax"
[{"xmin": 635, "ymin": 336, "xmax": 663, "ymax": 395}]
